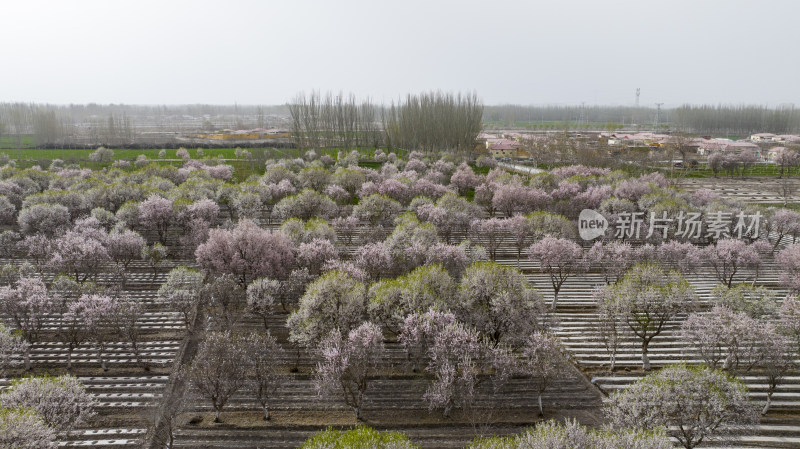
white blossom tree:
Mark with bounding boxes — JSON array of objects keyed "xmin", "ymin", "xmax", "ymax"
[
  {"xmin": 598, "ymin": 264, "xmax": 697, "ymax": 370},
  {"xmin": 287, "ymin": 270, "xmax": 366, "ymax": 349},
  {"xmin": 606, "ymin": 364, "xmax": 759, "ymax": 449},
  {"xmin": 0, "ymin": 374, "xmax": 97, "ymax": 433},
  {"xmin": 0, "ymin": 408, "xmax": 57, "ymax": 449}
]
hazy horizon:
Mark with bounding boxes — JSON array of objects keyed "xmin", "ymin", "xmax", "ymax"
[{"xmin": 3, "ymin": 0, "xmax": 799, "ymax": 107}]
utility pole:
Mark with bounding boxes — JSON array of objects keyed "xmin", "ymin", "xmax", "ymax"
[
  {"xmin": 655, "ymin": 103, "xmax": 664, "ymax": 131},
  {"xmin": 635, "ymin": 88, "xmax": 640, "ymax": 107}
]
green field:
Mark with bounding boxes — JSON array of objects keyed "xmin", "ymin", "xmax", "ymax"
[{"xmin": 0, "ymin": 147, "xmax": 393, "ymax": 181}]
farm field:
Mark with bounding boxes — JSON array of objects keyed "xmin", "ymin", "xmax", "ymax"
[{"xmin": 0, "ymin": 147, "xmax": 798, "ymax": 449}]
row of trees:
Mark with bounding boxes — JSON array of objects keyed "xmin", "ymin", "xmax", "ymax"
[
  {"xmin": 287, "ymin": 92, "xmax": 382, "ymax": 150},
  {"xmin": 293, "ymin": 363, "xmax": 759, "ymax": 449},
  {"xmin": 383, "ymin": 91, "xmax": 484, "ymax": 153},
  {"xmin": 672, "ymin": 104, "xmax": 800, "ymax": 135},
  {"xmin": 0, "ymin": 270, "xmax": 151, "ymax": 372},
  {"xmin": 0, "ymin": 102, "xmax": 290, "ymax": 147},
  {"xmin": 288, "ymin": 91, "xmax": 483, "ymax": 153}
]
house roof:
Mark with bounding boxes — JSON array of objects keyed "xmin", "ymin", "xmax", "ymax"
[{"xmin": 489, "ymin": 143, "xmax": 517, "ymax": 150}]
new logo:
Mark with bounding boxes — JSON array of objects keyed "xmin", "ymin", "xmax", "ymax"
[{"xmin": 578, "ymin": 209, "xmax": 608, "ymax": 240}]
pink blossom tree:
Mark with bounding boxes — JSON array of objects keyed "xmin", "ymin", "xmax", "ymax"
[
  {"xmin": 315, "ymin": 322, "xmax": 385, "ymax": 420},
  {"xmin": 331, "ymin": 216, "xmax": 359, "ymax": 245},
  {"xmin": 426, "ymin": 241, "xmax": 479, "ymax": 279},
  {"xmin": 482, "ymin": 418, "xmax": 671, "ymax": 448},
  {"xmin": 689, "ymin": 188, "xmax": 721, "ymax": 207},
  {"xmin": 420, "ymin": 320, "xmax": 489, "ymax": 418},
  {"xmin": 17, "ymin": 203, "xmax": 71, "ymax": 236},
  {"xmin": 744, "ymin": 324, "xmax": 793, "ymax": 414},
  {"xmin": 297, "ymin": 238, "xmax": 339, "ymax": 275},
  {"xmin": 527, "ymin": 237, "xmax": 585, "ymax": 309},
  {"xmin": 106, "ymin": 228, "xmax": 145, "ymax": 287},
  {"xmin": 587, "ymin": 241, "xmax": 637, "ymax": 284},
  {"xmin": 779, "ymin": 296, "xmax": 800, "ymax": 354},
  {"xmin": 777, "ymin": 244, "xmax": 800, "ymax": 292},
  {"xmin": 613, "ymin": 178, "xmax": 653, "ymax": 202},
  {"xmin": 332, "ymin": 167, "xmax": 366, "ymax": 197},
  {"xmin": 774, "ymin": 147, "xmax": 799, "ymax": 178},
  {"xmin": 298, "ymin": 166, "xmax": 332, "ymax": 192},
  {"xmin": 516, "ymin": 332, "xmax": 566, "ymax": 416},
  {"xmin": 0, "ymin": 277, "xmax": 55, "ymax": 370},
  {"xmin": 80, "ymin": 294, "xmax": 118, "ymax": 371},
  {"xmin": 449, "ymin": 163, "xmax": 481, "ymax": 195},
  {"xmin": 189, "ymin": 331, "xmax": 249, "ymax": 422},
  {"xmin": 656, "ymin": 241, "xmax": 702, "ymax": 274},
  {"xmin": 767, "ymin": 208, "xmax": 800, "ymax": 251},
  {"xmin": 240, "ymin": 331, "xmax": 285, "ymax": 420},
  {"xmin": 195, "ymin": 219, "xmax": 296, "ymax": 287},
  {"xmin": 0, "ymin": 195, "xmax": 16, "ymax": 225},
  {"xmin": 681, "ymin": 306, "xmax": 755, "ymax": 371},
  {"xmin": 112, "ymin": 299, "xmax": 148, "ymax": 370},
  {"xmin": 61, "ymin": 296, "xmax": 94, "ymax": 370},
  {"xmin": 470, "ymin": 218, "xmax": 505, "ymax": 261},
  {"xmin": 138, "ymin": 194, "xmax": 174, "ymax": 244},
  {"xmin": 0, "ymin": 323, "xmax": 28, "ymax": 375},
  {"xmin": 702, "ymin": 239, "xmax": 762, "ymax": 287},
  {"xmin": 595, "ymin": 288, "xmax": 623, "ymax": 371},
  {"xmin": 506, "ymin": 215, "xmax": 531, "ymax": 267},
  {"xmin": 706, "ymin": 152, "xmax": 725, "ymax": 177},
  {"xmin": 474, "ymin": 183, "xmax": 496, "ymax": 217},
  {"xmin": 203, "ymin": 274, "xmax": 246, "ymax": 330},
  {"xmin": 399, "ymin": 309, "xmax": 457, "ymax": 373},
  {"xmin": 0, "ymin": 374, "xmax": 97, "ymax": 433},
  {"xmin": 353, "ymin": 242, "xmax": 392, "ymax": 282},
  {"xmin": 49, "ymin": 227, "xmax": 110, "ymax": 283},
  {"xmin": 205, "ymin": 163, "xmax": 233, "ymax": 180}
]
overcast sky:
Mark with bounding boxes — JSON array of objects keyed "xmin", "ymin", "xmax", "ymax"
[{"xmin": 2, "ymin": 0, "xmax": 798, "ymax": 107}]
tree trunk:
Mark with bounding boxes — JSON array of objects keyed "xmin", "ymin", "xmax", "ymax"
[
  {"xmin": 214, "ymin": 409, "xmax": 221, "ymax": 423},
  {"xmin": 610, "ymin": 353, "xmax": 616, "ymax": 371},
  {"xmin": 355, "ymin": 406, "xmax": 362, "ymax": 421},
  {"xmin": 24, "ymin": 347, "xmax": 31, "ymax": 371},
  {"xmin": 551, "ymin": 291, "xmax": 559, "ymax": 310},
  {"xmin": 641, "ymin": 341, "xmax": 651, "ymax": 371},
  {"xmin": 723, "ymin": 352, "xmax": 733, "ymax": 371},
  {"xmin": 263, "ymin": 406, "xmax": 270, "ymax": 421},
  {"xmin": 537, "ymin": 393, "xmax": 543, "ymax": 417},
  {"xmin": 67, "ymin": 348, "xmax": 73, "ymax": 370},
  {"xmin": 762, "ymin": 391, "xmax": 773, "ymax": 415},
  {"xmin": 98, "ymin": 347, "xmax": 108, "ymax": 371}
]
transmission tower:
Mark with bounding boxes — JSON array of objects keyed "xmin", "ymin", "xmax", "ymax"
[
  {"xmin": 654, "ymin": 103, "xmax": 664, "ymax": 130},
  {"xmin": 578, "ymin": 102, "xmax": 587, "ymax": 126},
  {"xmin": 635, "ymin": 88, "xmax": 640, "ymax": 107}
]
